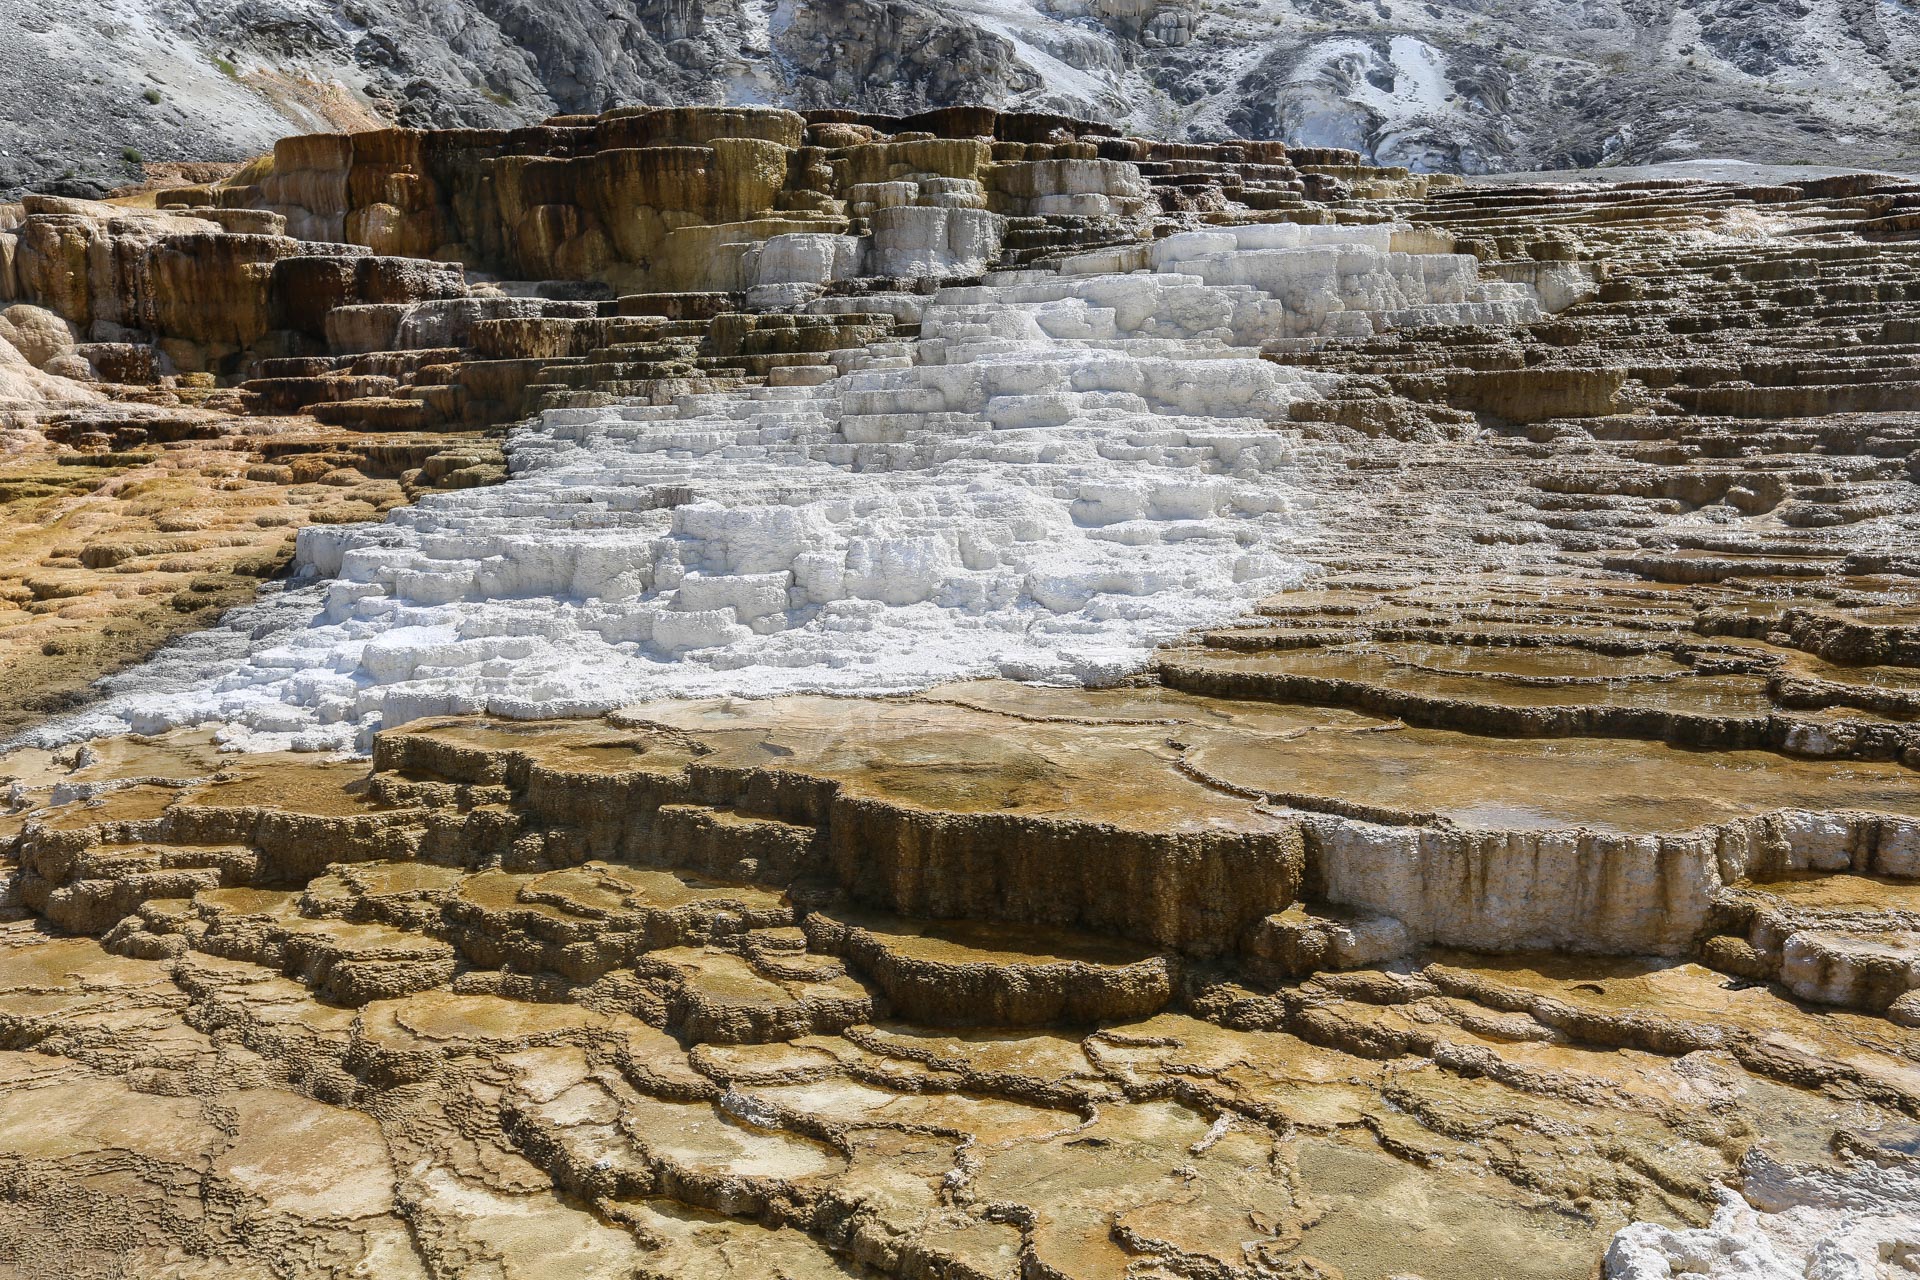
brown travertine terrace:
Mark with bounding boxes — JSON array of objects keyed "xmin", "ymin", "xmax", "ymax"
[{"xmin": 1, "ymin": 105, "xmax": 1918, "ymax": 1278}]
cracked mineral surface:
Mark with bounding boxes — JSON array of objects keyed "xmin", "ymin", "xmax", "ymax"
[{"xmin": 2, "ymin": 106, "xmax": 1920, "ymax": 1278}]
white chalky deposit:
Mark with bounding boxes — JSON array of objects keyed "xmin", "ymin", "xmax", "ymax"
[
  {"xmin": 32, "ymin": 227, "xmax": 1544, "ymax": 752},
  {"xmin": 1606, "ymin": 1157, "xmax": 1920, "ymax": 1280}
]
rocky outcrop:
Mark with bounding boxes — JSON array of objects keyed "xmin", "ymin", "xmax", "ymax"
[{"xmin": 2, "ymin": 196, "xmax": 468, "ymax": 377}]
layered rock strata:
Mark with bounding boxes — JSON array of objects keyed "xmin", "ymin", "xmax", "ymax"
[{"xmin": 3, "ymin": 107, "xmax": 1920, "ymax": 1279}]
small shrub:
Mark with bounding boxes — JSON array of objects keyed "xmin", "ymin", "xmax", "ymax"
[
  {"xmin": 122, "ymin": 147, "xmax": 144, "ymax": 165},
  {"xmin": 213, "ymin": 55, "xmax": 238, "ymax": 78},
  {"xmin": 142, "ymin": 87, "xmax": 161, "ymax": 104}
]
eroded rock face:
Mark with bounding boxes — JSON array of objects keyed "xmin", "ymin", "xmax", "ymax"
[{"xmin": 4, "ymin": 106, "xmax": 1920, "ymax": 1279}]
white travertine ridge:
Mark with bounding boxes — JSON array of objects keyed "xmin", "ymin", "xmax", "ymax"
[
  {"xmin": 1605, "ymin": 1153, "xmax": 1920, "ymax": 1280},
  {"xmin": 33, "ymin": 227, "xmax": 1541, "ymax": 752}
]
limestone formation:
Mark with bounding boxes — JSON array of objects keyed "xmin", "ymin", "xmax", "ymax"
[{"xmin": 2, "ymin": 105, "xmax": 1920, "ymax": 1279}]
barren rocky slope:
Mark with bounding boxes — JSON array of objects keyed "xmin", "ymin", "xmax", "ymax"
[
  {"xmin": 2, "ymin": 105, "xmax": 1920, "ymax": 1277},
  {"xmin": 7, "ymin": 0, "xmax": 1920, "ymax": 200}
]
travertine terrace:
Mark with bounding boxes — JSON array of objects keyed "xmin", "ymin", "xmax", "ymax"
[{"xmin": 2, "ymin": 106, "xmax": 1919, "ymax": 1278}]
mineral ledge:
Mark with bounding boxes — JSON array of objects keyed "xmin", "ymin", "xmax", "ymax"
[{"xmin": 1, "ymin": 105, "xmax": 1919, "ymax": 1279}]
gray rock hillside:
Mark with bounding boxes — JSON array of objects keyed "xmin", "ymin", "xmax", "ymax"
[{"xmin": 4, "ymin": 0, "xmax": 1917, "ymax": 198}]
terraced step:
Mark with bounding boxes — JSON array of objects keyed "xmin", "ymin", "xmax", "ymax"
[{"xmin": 804, "ymin": 906, "xmax": 1175, "ymax": 1026}]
